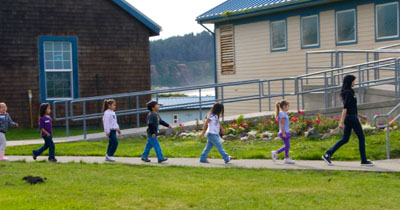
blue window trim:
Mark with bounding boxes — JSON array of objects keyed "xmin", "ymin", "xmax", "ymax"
[
  {"xmin": 335, "ymin": 8, "xmax": 358, "ymax": 46},
  {"xmin": 375, "ymin": 1, "xmax": 400, "ymax": 42},
  {"xmin": 300, "ymin": 13, "xmax": 320, "ymax": 49},
  {"xmin": 270, "ymin": 19, "xmax": 288, "ymax": 52},
  {"xmin": 38, "ymin": 36, "xmax": 79, "ymax": 103}
]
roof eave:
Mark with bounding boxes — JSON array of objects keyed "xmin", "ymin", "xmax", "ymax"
[
  {"xmin": 112, "ymin": 0, "xmax": 162, "ymax": 36},
  {"xmin": 197, "ymin": 0, "xmax": 335, "ymax": 24}
]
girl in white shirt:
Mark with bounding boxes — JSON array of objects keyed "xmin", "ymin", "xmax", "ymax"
[
  {"xmin": 102, "ymin": 99, "xmax": 121, "ymax": 162},
  {"xmin": 200, "ymin": 103, "xmax": 232, "ymax": 164}
]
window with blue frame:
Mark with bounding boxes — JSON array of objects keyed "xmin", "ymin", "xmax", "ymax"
[
  {"xmin": 270, "ymin": 20, "xmax": 287, "ymax": 51},
  {"xmin": 39, "ymin": 37, "xmax": 78, "ymax": 101},
  {"xmin": 336, "ymin": 9, "xmax": 356, "ymax": 44},
  {"xmin": 376, "ymin": 2, "xmax": 399, "ymax": 40},
  {"xmin": 301, "ymin": 15, "xmax": 319, "ymax": 48}
]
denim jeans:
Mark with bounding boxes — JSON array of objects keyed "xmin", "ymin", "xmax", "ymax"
[
  {"xmin": 142, "ymin": 136, "xmax": 164, "ymax": 160},
  {"xmin": 107, "ymin": 130, "xmax": 119, "ymax": 156},
  {"xmin": 327, "ymin": 115, "xmax": 367, "ymax": 162},
  {"xmin": 33, "ymin": 135, "xmax": 55, "ymax": 159},
  {"xmin": 200, "ymin": 133, "xmax": 230, "ymax": 162}
]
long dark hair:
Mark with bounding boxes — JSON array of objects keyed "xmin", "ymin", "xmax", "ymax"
[
  {"xmin": 102, "ymin": 99, "xmax": 116, "ymax": 112},
  {"xmin": 39, "ymin": 103, "xmax": 50, "ymax": 118},
  {"xmin": 340, "ymin": 75, "xmax": 356, "ymax": 100},
  {"xmin": 208, "ymin": 102, "xmax": 224, "ymax": 118}
]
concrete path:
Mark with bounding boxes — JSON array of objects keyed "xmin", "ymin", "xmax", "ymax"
[{"xmin": 5, "ymin": 156, "xmax": 400, "ymax": 172}]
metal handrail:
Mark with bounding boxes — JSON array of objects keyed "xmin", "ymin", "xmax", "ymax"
[
  {"xmin": 53, "ymin": 45, "xmax": 400, "ymax": 139},
  {"xmin": 373, "ymin": 102, "xmax": 400, "ymax": 159}
]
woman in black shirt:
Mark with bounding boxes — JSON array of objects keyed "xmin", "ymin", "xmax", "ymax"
[{"xmin": 322, "ymin": 75, "xmax": 374, "ymax": 166}]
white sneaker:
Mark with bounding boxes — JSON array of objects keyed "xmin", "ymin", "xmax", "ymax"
[
  {"xmin": 105, "ymin": 155, "xmax": 115, "ymax": 162},
  {"xmin": 271, "ymin": 151, "xmax": 277, "ymax": 162},
  {"xmin": 284, "ymin": 158, "xmax": 295, "ymax": 164}
]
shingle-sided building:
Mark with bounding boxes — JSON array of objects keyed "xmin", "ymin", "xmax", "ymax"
[
  {"xmin": 0, "ymin": 0, "xmax": 160, "ymax": 126},
  {"xmin": 197, "ymin": 0, "xmax": 400, "ymax": 116}
]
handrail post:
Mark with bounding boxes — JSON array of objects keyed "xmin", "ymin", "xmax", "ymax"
[
  {"xmin": 258, "ymin": 82, "xmax": 262, "ymax": 112},
  {"xmin": 136, "ymin": 96, "xmax": 140, "ymax": 128},
  {"xmin": 324, "ymin": 73, "xmax": 329, "ymax": 108},
  {"xmin": 301, "ymin": 78, "xmax": 305, "ymax": 110},
  {"xmin": 282, "ymin": 80, "xmax": 285, "ymax": 99},
  {"xmin": 386, "ymin": 121, "xmax": 390, "ymax": 159},
  {"xmin": 395, "ymin": 59, "xmax": 399, "ymax": 99},
  {"xmin": 199, "ymin": 89, "xmax": 203, "ymax": 120},
  {"xmin": 268, "ymin": 81, "xmax": 271, "ymax": 111},
  {"xmin": 358, "ymin": 65, "xmax": 362, "ymax": 104},
  {"xmin": 221, "ymin": 86, "xmax": 224, "ymax": 121},
  {"xmin": 65, "ymin": 101, "xmax": 69, "ymax": 137},
  {"xmin": 83, "ymin": 101, "xmax": 87, "ymax": 139},
  {"xmin": 295, "ymin": 78, "xmax": 300, "ymax": 111}
]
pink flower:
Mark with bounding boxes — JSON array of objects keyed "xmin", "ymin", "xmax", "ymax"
[
  {"xmin": 315, "ymin": 119, "xmax": 321, "ymax": 124},
  {"xmin": 306, "ymin": 120, "xmax": 312, "ymax": 126},
  {"xmin": 179, "ymin": 123, "xmax": 184, "ymax": 127},
  {"xmin": 376, "ymin": 113, "xmax": 381, "ymax": 116},
  {"xmin": 275, "ymin": 120, "xmax": 279, "ymax": 124},
  {"xmin": 268, "ymin": 119, "xmax": 272, "ymax": 123},
  {"xmin": 298, "ymin": 110, "xmax": 304, "ymax": 115}
]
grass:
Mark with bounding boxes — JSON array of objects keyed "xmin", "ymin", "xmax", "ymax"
[
  {"xmin": 5, "ymin": 126, "xmax": 104, "ymax": 140},
  {"xmin": 5, "ymin": 130, "xmax": 400, "ymax": 161},
  {"xmin": 0, "ymin": 162, "xmax": 399, "ymax": 210}
]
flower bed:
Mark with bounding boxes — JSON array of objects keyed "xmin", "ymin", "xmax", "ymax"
[{"xmin": 173, "ymin": 111, "xmax": 398, "ymax": 141}]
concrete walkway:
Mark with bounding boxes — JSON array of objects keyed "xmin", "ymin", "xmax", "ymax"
[{"xmin": 5, "ymin": 156, "xmax": 400, "ymax": 172}]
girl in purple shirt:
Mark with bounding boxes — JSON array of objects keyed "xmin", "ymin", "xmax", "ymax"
[{"xmin": 32, "ymin": 103, "xmax": 56, "ymax": 162}]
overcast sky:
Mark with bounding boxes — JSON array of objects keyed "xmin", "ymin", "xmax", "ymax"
[{"xmin": 126, "ymin": 0, "xmax": 226, "ymax": 40}]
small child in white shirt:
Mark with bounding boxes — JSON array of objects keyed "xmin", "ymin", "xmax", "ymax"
[{"xmin": 102, "ymin": 99, "xmax": 121, "ymax": 162}]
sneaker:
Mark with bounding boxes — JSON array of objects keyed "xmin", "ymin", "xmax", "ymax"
[
  {"xmin": 225, "ymin": 156, "xmax": 233, "ymax": 164},
  {"xmin": 200, "ymin": 160, "xmax": 210, "ymax": 163},
  {"xmin": 284, "ymin": 158, "xmax": 295, "ymax": 164},
  {"xmin": 105, "ymin": 155, "xmax": 115, "ymax": 162},
  {"xmin": 48, "ymin": 158, "xmax": 57, "ymax": 162},
  {"xmin": 361, "ymin": 160, "xmax": 375, "ymax": 167},
  {"xmin": 322, "ymin": 153, "xmax": 334, "ymax": 166},
  {"xmin": 141, "ymin": 157, "xmax": 151, "ymax": 162},
  {"xmin": 32, "ymin": 151, "xmax": 37, "ymax": 160},
  {"xmin": 271, "ymin": 151, "xmax": 278, "ymax": 162},
  {"xmin": 158, "ymin": 158, "xmax": 168, "ymax": 163}
]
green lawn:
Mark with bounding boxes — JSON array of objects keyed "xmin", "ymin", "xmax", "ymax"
[
  {"xmin": 5, "ymin": 127, "xmax": 104, "ymax": 140},
  {"xmin": 0, "ymin": 162, "xmax": 399, "ymax": 210},
  {"xmin": 6, "ymin": 130, "xmax": 400, "ymax": 161}
]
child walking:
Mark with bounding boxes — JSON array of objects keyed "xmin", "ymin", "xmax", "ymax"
[
  {"xmin": 141, "ymin": 101, "xmax": 172, "ymax": 163},
  {"xmin": 102, "ymin": 99, "xmax": 121, "ymax": 162},
  {"xmin": 32, "ymin": 103, "xmax": 57, "ymax": 162},
  {"xmin": 200, "ymin": 102, "xmax": 232, "ymax": 164},
  {"xmin": 322, "ymin": 75, "xmax": 374, "ymax": 166},
  {"xmin": 271, "ymin": 100, "xmax": 295, "ymax": 164},
  {"xmin": 0, "ymin": 102, "xmax": 19, "ymax": 161}
]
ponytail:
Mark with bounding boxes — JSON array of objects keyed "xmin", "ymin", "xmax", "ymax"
[
  {"xmin": 102, "ymin": 99, "xmax": 115, "ymax": 112},
  {"xmin": 275, "ymin": 102, "xmax": 280, "ymax": 119}
]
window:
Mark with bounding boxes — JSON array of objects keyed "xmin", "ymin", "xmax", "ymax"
[
  {"xmin": 220, "ymin": 25, "xmax": 235, "ymax": 75},
  {"xmin": 173, "ymin": 114, "xmax": 179, "ymax": 124},
  {"xmin": 301, "ymin": 15, "xmax": 319, "ymax": 48},
  {"xmin": 376, "ymin": 2, "xmax": 399, "ymax": 40},
  {"xmin": 39, "ymin": 37, "xmax": 78, "ymax": 101},
  {"xmin": 270, "ymin": 20, "xmax": 287, "ymax": 51},
  {"xmin": 336, "ymin": 9, "xmax": 357, "ymax": 44}
]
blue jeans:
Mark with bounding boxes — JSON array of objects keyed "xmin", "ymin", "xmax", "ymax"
[
  {"xmin": 200, "ymin": 133, "xmax": 230, "ymax": 162},
  {"xmin": 142, "ymin": 136, "xmax": 164, "ymax": 160},
  {"xmin": 33, "ymin": 135, "xmax": 55, "ymax": 159},
  {"xmin": 107, "ymin": 130, "xmax": 119, "ymax": 156},
  {"xmin": 327, "ymin": 115, "xmax": 367, "ymax": 162}
]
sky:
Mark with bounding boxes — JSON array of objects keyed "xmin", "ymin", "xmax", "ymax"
[{"xmin": 126, "ymin": 0, "xmax": 226, "ymax": 40}]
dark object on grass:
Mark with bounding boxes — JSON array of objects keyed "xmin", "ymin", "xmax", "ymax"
[{"xmin": 22, "ymin": 176, "xmax": 46, "ymax": 185}]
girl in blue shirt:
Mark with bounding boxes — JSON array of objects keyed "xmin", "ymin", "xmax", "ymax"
[{"xmin": 271, "ymin": 100, "xmax": 294, "ymax": 164}]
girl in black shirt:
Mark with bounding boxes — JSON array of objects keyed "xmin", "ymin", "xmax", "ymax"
[{"xmin": 322, "ymin": 75, "xmax": 374, "ymax": 166}]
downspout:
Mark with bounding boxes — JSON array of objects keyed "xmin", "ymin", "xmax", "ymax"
[{"xmin": 200, "ymin": 23, "xmax": 218, "ymax": 101}]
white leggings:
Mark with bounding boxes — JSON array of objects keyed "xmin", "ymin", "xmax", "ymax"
[{"xmin": 0, "ymin": 132, "xmax": 6, "ymax": 151}]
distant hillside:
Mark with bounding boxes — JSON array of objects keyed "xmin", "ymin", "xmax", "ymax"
[{"xmin": 150, "ymin": 31, "xmax": 215, "ymax": 88}]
